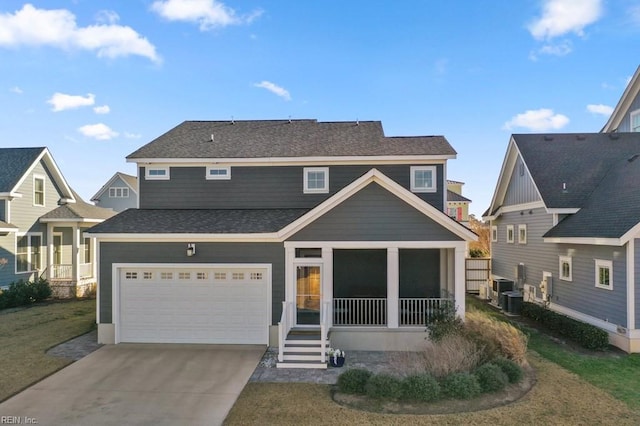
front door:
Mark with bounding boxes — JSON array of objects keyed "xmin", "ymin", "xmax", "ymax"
[
  {"xmin": 53, "ymin": 234, "xmax": 62, "ymax": 265},
  {"xmin": 295, "ymin": 265, "xmax": 321, "ymax": 325}
]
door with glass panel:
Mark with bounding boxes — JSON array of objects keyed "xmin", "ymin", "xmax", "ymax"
[{"xmin": 295, "ymin": 265, "xmax": 321, "ymax": 325}]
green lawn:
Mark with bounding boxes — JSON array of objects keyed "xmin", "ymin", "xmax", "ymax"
[{"xmin": 0, "ymin": 300, "xmax": 96, "ymax": 402}]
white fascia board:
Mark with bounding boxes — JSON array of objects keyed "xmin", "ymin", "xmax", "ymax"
[
  {"xmin": 284, "ymin": 240, "xmax": 468, "ymax": 249},
  {"xmin": 620, "ymin": 220, "xmax": 640, "ymax": 245},
  {"xmin": 127, "ymin": 155, "xmax": 455, "ymax": 166},
  {"xmin": 278, "ymin": 168, "xmax": 477, "ymax": 242},
  {"xmin": 39, "ymin": 218, "xmax": 104, "ymax": 224},
  {"xmin": 488, "ymin": 201, "xmax": 546, "ymax": 219},
  {"xmin": 546, "ymin": 208, "xmax": 580, "ymax": 214},
  {"xmin": 0, "ymin": 227, "xmax": 18, "ymax": 233},
  {"xmin": 85, "ymin": 233, "xmax": 280, "ymax": 242},
  {"xmin": 602, "ymin": 65, "xmax": 640, "ymax": 132},
  {"xmin": 0, "ymin": 192, "xmax": 22, "ymax": 199},
  {"xmin": 543, "ymin": 236, "xmax": 622, "ymax": 246}
]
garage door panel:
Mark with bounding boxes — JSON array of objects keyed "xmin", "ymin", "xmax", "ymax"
[{"xmin": 119, "ymin": 266, "xmax": 269, "ymax": 344}]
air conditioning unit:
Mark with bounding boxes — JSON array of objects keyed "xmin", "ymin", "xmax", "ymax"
[
  {"xmin": 491, "ymin": 279, "xmax": 514, "ymax": 307},
  {"xmin": 540, "ymin": 275, "xmax": 553, "ymax": 301}
]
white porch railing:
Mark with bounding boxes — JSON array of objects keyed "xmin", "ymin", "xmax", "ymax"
[
  {"xmin": 333, "ymin": 298, "xmax": 387, "ymax": 326},
  {"xmin": 320, "ymin": 301, "xmax": 330, "ymax": 363},
  {"xmin": 50, "ymin": 264, "xmax": 93, "ymax": 280},
  {"xmin": 79, "ymin": 263, "xmax": 93, "ymax": 279},
  {"xmin": 399, "ymin": 298, "xmax": 453, "ymax": 326},
  {"xmin": 278, "ymin": 301, "xmax": 294, "ymax": 362}
]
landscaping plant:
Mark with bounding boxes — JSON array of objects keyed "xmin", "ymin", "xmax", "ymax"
[
  {"xmin": 474, "ymin": 363, "xmax": 509, "ymax": 393},
  {"xmin": 336, "ymin": 368, "xmax": 372, "ymax": 394},
  {"xmin": 401, "ymin": 374, "xmax": 440, "ymax": 402}
]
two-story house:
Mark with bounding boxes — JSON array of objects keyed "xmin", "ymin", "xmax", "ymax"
[
  {"xmin": 91, "ymin": 172, "xmax": 138, "ymax": 212},
  {"xmin": 446, "ymin": 180, "xmax": 471, "ymax": 225},
  {"xmin": 0, "ymin": 147, "xmax": 114, "ymax": 297},
  {"xmin": 88, "ymin": 120, "xmax": 476, "ymax": 368}
]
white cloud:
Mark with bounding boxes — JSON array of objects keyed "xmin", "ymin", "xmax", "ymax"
[
  {"xmin": 96, "ymin": 10, "xmax": 120, "ymax": 25},
  {"xmin": 528, "ymin": 0, "xmax": 602, "ymax": 40},
  {"xmin": 124, "ymin": 132, "xmax": 142, "ymax": 139},
  {"xmin": 10, "ymin": 86, "xmax": 22, "ymax": 94},
  {"xmin": 78, "ymin": 123, "xmax": 118, "ymax": 140},
  {"xmin": 587, "ymin": 104, "xmax": 613, "ymax": 116},
  {"xmin": 254, "ymin": 81, "xmax": 291, "ymax": 101},
  {"xmin": 0, "ymin": 4, "xmax": 160, "ymax": 63},
  {"xmin": 93, "ymin": 105, "xmax": 110, "ymax": 114},
  {"xmin": 503, "ymin": 108, "xmax": 569, "ymax": 131},
  {"xmin": 48, "ymin": 92, "xmax": 95, "ymax": 112},
  {"xmin": 151, "ymin": 0, "xmax": 263, "ymax": 31}
]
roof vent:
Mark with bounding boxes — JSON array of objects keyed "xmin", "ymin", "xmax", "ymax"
[
  {"xmin": 576, "ymin": 134, "xmax": 586, "ymax": 140},
  {"xmin": 609, "ymin": 133, "xmax": 619, "ymax": 140},
  {"xmin": 231, "ymin": 116, "xmax": 234, "ymax": 124},
  {"xmin": 562, "ymin": 182, "xmax": 568, "ymax": 193},
  {"xmin": 628, "ymin": 154, "xmax": 639, "ymax": 163},
  {"xmin": 209, "ymin": 134, "xmax": 214, "ymax": 142},
  {"xmin": 544, "ymin": 135, "xmax": 553, "ymax": 141}
]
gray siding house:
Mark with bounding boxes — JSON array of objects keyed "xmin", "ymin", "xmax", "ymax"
[
  {"xmin": 484, "ymin": 132, "xmax": 640, "ymax": 353},
  {"xmin": 88, "ymin": 119, "xmax": 476, "ymax": 368},
  {"xmin": 91, "ymin": 172, "xmax": 138, "ymax": 212},
  {"xmin": 0, "ymin": 148, "xmax": 114, "ymax": 296}
]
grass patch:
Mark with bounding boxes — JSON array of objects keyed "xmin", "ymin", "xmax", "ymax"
[{"xmin": 0, "ymin": 300, "xmax": 96, "ymax": 402}]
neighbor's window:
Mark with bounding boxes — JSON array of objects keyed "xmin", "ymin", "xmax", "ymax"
[
  {"xmin": 303, "ymin": 167, "xmax": 329, "ymax": 194},
  {"xmin": 506, "ymin": 225, "xmax": 514, "ymax": 243},
  {"xmin": 145, "ymin": 167, "xmax": 170, "ymax": 180},
  {"xmin": 559, "ymin": 256, "xmax": 572, "ymax": 281},
  {"xmin": 518, "ymin": 224, "xmax": 527, "ymax": 244},
  {"xmin": 16, "ymin": 233, "xmax": 42, "ymax": 273},
  {"xmin": 595, "ymin": 259, "xmax": 613, "ymax": 290},
  {"xmin": 206, "ymin": 166, "xmax": 231, "ymax": 180},
  {"xmin": 33, "ymin": 175, "xmax": 45, "ymax": 206},
  {"xmin": 631, "ymin": 109, "xmax": 640, "ymax": 132},
  {"xmin": 109, "ymin": 187, "xmax": 129, "ymax": 198},
  {"xmin": 410, "ymin": 166, "xmax": 437, "ymax": 193},
  {"xmin": 491, "ymin": 226, "xmax": 498, "ymax": 242}
]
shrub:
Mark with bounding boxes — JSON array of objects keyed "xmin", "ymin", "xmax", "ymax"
[
  {"xmin": 468, "ymin": 248, "xmax": 487, "ymax": 258},
  {"xmin": 475, "ymin": 363, "xmax": 509, "ymax": 393},
  {"xmin": 463, "ymin": 311, "xmax": 528, "ymax": 364},
  {"xmin": 337, "ymin": 368, "xmax": 371, "ymax": 394},
  {"xmin": 365, "ymin": 374, "xmax": 403, "ymax": 399},
  {"xmin": 401, "ymin": 374, "xmax": 440, "ymax": 402},
  {"xmin": 32, "ymin": 278, "xmax": 52, "ymax": 301},
  {"xmin": 426, "ymin": 301, "xmax": 463, "ymax": 342},
  {"xmin": 421, "ymin": 334, "xmax": 484, "ymax": 378},
  {"xmin": 0, "ymin": 279, "xmax": 51, "ymax": 310},
  {"xmin": 492, "ymin": 357, "xmax": 524, "ymax": 383},
  {"xmin": 440, "ymin": 372, "xmax": 481, "ymax": 400},
  {"xmin": 521, "ymin": 302, "xmax": 609, "ymax": 351}
]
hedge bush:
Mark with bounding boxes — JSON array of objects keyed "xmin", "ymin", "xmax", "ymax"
[
  {"xmin": 440, "ymin": 372, "xmax": 481, "ymax": 400},
  {"xmin": 474, "ymin": 363, "xmax": 508, "ymax": 393},
  {"xmin": 521, "ymin": 302, "xmax": 609, "ymax": 350},
  {"xmin": 365, "ymin": 374, "xmax": 403, "ymax": 399},
  {"xmin": 0, "ymin": 278, "xmax": 52, "ymax": 310},
  {"xmin": 492, "ymin": 357, "xmax": 524, "ymax": 383},
  {"xmin": 336, "ymin": 368, "xmax": 371, "ymax": 394},
  {"xmin": 401, "ymin": 374, "xmax": 441, "ymax": 402}
]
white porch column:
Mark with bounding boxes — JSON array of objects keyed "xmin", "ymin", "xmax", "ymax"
[
  {"xmin": 454, "ymin": 244, "xmax": 466, "ymax": 320},
  {"xmin": 91, "ymin": 237, "xmax": 97, "ymax": 279},
  {"xmin": 387, "ymin": 247, "xmax": 399, "ymax": 328},
  {"xmin": 322, "ymin": 247, "xmax": 333, "ymax": 326},
  {"xmin": 72, "ymin": 225, "xmax": 80, "ymax": 284},
  {"xmin": 46, "ymin": 224, "xmax": 54, "ymax": 281},
  {"xmin": 285, "ymin": 246, "xmax": 295, "ymax": 325},
  {"xmin": 627, "ymin": 239, "xmax": 635, "ymax": 331}
]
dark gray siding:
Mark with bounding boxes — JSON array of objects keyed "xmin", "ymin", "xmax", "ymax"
[
  {"xmin": 492, "ymin": 208, "xmax": 628, "ymax": 326},
  {"xmin": 503, "ymin": 156, "xmax": 540, "ymax": 206},
  {"xmin": 616, "ymin": 94, "xmax": 640, "ymax": 132},
  {"xmin": 636, "ymin": 238, "xmax": 640, "ymax": 330},
  {"xmin": 98, "ymin": 242, "xmax": 284, "ymax": 324},
  {"xmin": 139, "ymin": 164, "xmax": 445, "ymax": 211},
  {"xmin": 288, "ymin": 183, "xmax": 461, "ymax": 241}
]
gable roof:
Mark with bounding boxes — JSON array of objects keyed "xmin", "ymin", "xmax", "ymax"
[
  {"xmin": 602, "ymin": 65, "xmax": 640, "ymax": 132},
  {"xmin": 0, "ymin": 147, "xmax": 75, "ymax": 201},
  {"xmin": 91, "ymin": 172, "xmax": 137, "ymax": 202},
  {"xmin": 485, "ymin": 133, "xmax": 640, "ymax": 217},
  {"xmin": 447, "ymin": 190, "xmax": 471, "ymax": 203},
  {"xmin": 126, "ymin": 120, "xmax": 456, "ymax": 161}
]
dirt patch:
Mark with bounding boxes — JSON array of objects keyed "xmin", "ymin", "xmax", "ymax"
[{"xmin": 331, "ymin": 362, "xmax": 536, "ymax": 415}]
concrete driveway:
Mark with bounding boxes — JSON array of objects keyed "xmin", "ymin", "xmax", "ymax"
[{"xmin": 0, "ymin": 344, "xmax": 265, "ymax": 426}]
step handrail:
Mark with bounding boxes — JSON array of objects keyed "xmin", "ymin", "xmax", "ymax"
[{"xmin": 278, "ymin": 301, "xmax": 293, "ymax": 363}]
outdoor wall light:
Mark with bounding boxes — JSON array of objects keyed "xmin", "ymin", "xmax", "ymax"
[{"xmin": 186, "ymin": 243, "xmax": 196, "ymax": 257}]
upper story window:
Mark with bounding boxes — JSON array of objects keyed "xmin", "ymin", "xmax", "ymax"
[
  {"xmin": 631, "ymin": 109, "xmax": 640, "ymax": 132},
  {"xmin": 506, "ymin": 225, "xmax": 514, "ymax": 243},
  {"xmin": 16, "ymin": 233, "xmax": 42, "ymax": 273},
  {"xmin": 33, "ymin": 175, "xmax": 45, "ymax": 206},
  {"xmin": 145, "ymin": 167, "xmax": 170, "ymax": 180},
  {"xmin": 559, "ymin": 255, "xmax": 572, "ymax": 281},
  {"xmin": 518, "ymin": 224, "xmax": 527, "ymax": 244},
  {"xmin": 491, "ymin": 226, "xmax": 498, "ymax": 242},
  {"xmin": 303, "ymin": 167, "xmax": 329, "ymax": 194},
  {"xmin": 206, "ymin": 166, "xmax": 231, "ymax": 180},
  {"xmin": 109, "ymin": 187, "xmax": 129, "ymax": 198},
  {"xmin": 410, "ymin": 166, "xmax": 436, "ymax": 193},
  {"xmin": 595, "ymin": 259, "xmax": 613, "ymax": 290}
]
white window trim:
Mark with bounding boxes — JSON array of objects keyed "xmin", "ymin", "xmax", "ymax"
[
  {"xmin": 518, "ymin": 224, "xmax": 527, "ymax": 244},
  {"xmin": 506, "ymin": 225, "xmax": 514, "ymax": 244},
  {"xmin": 145, "ymin": 167, "xmax": 170, "ymax": 180},
  {"xmin": 410, "ymin": 166, "xmax": 437, "ymax": 193},
  {"xmin": 33, "ymin": 174, "xmax": 45, "ymax": 207},
  {"xmin": 303, "ymin": 167, "xmax": 329, "ymax": 194},
  {"xmin": 206, "ymin": 166, "xmax": 231, "ymax": 180},
  {"xmin": 631, "ymin": 109, "xmax": 640, "ymax": 132},
  {"xmin": 594, "ymin": 259, "xmax": 613, "ymax": 290},
  {"xmin": 491, "ymin": 226, "xmax": 497, "ymax": 242},
  {"xmin": 559, "ymin": 255, "xmax": 572, "ymax": 282},
  {"xmin": 109, "ymin": 187, "xmax": 130, "ymax": 198},
  {"xmin": 15, "ymin": 232, "xmax": 43, "ymax": 274}
]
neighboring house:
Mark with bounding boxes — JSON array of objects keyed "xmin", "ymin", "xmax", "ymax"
[
  {"xmin": 483, "ymin": 132, "xmax": 640, "ymax": 353},
  {"xmin": 88, "ymin": 119, "xmax": 477, "ymax": 368},
  {"xmin": 601, "ymin": 65, "xmax": 640, "ymax": 133},
  {"xmin": 91, "ymin": 172, "xmax": 138, "ymax": 212},
  {"xmin": 0, "ymin": 147, "xmax": 115, "ymax": 297},
  {"xmin": 446, "ymin": 180, "xmax": 471, "ymax": 224}
]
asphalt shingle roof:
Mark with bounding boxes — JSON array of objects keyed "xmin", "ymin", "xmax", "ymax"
[
  {"xmin": 127, "ymin": 120, "xmax": 456, "ymax": 159},
  {"xmin": 447, "ymin": 190, "xmax": 471, "ymax": 202},
  {"xmin": 88, "ymin": 209, "xmax": 310, "ymax": 234},
  {"xmin": 119, "ymin": 173, "xmax": 137, "ymax": 191},
  {"xmin": 0, "ymin": 220, "xmax": 18, "ymax": 229},
  {"xmin": 0, "ymin": 147, "xmax": 45, "ymax": 192},
  {"xmin": 40, "ymin": 191, "xmax": 116, "ymax": 221}
]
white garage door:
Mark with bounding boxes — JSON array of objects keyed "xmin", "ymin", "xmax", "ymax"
[{"xmin": 117, "ymin": 265, "xmax": 270, "ymax": 344}]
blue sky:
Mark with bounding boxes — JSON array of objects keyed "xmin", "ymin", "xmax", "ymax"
[{"xmin": 0, "ymin": 0, "xmax": 638, "ymax": 217}]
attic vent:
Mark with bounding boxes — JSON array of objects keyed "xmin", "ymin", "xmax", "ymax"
[
  {"xmin": 628, "ymin": 154, "xmax": 639, "ymax": 163},
  {"xmin": 576, "ymin": 134, "xmax": 586, "ymax": 140},
  {"xmin": 544, "ymin": 135, "xmax": 553, "ymax": 141}
]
